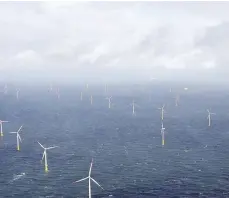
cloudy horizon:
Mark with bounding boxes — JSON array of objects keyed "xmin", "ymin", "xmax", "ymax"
[{"xmin": 0, "ymin": 1, "xmax": 229, "ymax": 84}]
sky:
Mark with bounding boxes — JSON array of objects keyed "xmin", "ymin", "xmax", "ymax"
[{"xmin": 0, "ymin": 1, "xmax": 229, "ymax": 84}]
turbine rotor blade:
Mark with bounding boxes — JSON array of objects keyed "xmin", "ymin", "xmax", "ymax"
[
  {"xmin": 41, "ymin": 151, "xmax": 45, "ymax": 162},
  {"xmin": 73, "ymin": 176, "xmax": 89, "ymax": 183},
  {"xmin": 91, "ymin": 177, "xmax": 104, "ymax": 190},
  {"xmin": 38, "ymin": 141, "xmax": 45, "ymax": 149},
  {"xmin": 18, "ymin": 134, "xmax": 22, "ymax": 142},
  {"xmin": 9, "ymin": 132, "xmax": 17, "ymax": 134},
  {"xmin": 46, "ymin": 146, "xmax": 58, "ymax": 150},
  {"xmin": 17, "ymin": 125, "xmax": 23, "ymax": 133}
]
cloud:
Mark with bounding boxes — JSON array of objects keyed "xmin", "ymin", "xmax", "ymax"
[{"xmin": 0, "ymin": 1, "xmax": 229, "ymax": 82}]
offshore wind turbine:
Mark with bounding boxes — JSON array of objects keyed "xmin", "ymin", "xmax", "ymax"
[
  {"xmin": 161, "ymin": 122, "xmax": 165, "ymax": 146},
  {"xmin": 104, "ymin": 84, "xmax": 108, "ymax": 95},
  {"xmin": 73, "ymin": 159, "xmax": 104, "ymax": 198},
  {"xmin": 56, "ymin": 88, "xmax": 60, "ymax": 99},
  {"xmin": 3, "ymin": 84, "xmax": 8, "ymax": 95},
  {"xmin": 130, "ymin": 100, "xmax": 140, "ymax": 115},
  {"xmin": 38, "ymin": 141, "xmax": 58, "ymax": 172},
  {"xmin": 49, "ymin": 83, "xmax": 53, "ymax": 92},
  {"xmin": 90, "ymin": 95, "xmax": 93, "ymax": 105},
  {"xmin": 9, "ymin": 125, "xmax": 23, "ymax": 151},
  {"xmin": 0, "ymin": 120, "xmax": 9, "ymax": 137},
  {"xmin": 16, "ymin": 89, "xmax": 20, "ymax": 100},
  {"xmin": 158, "ymin": 104, "xmax": 165, "ymax": 120},
  {"xmin": 106, "ymin": 96, "xmax": 112, "ymax": 109},
  {"xmin": 175, "ymin": 94, "xmax": 180, "ymax": 106},
  {"xmin": 207, "ymin": 109, "xmax": 216, "ymax": 127}
]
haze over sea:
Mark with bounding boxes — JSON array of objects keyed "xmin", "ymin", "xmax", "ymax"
[{"xmin": 1, "ymin": 82, "xmax": 229, "ymax": 198}]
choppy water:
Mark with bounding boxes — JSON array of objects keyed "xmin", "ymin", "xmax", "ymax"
[{"xmin": 1, "ymin": 83, "xmax": 229, "ymax": 197}]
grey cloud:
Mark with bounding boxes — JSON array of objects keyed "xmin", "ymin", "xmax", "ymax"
[{"xmin": 1, "ymin": 1, "xmax": 229, "ymax": 83}]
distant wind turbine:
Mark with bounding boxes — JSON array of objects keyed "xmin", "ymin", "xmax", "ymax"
[
  {"xmin": 106, "ymin": 96, "xmax": 112, "ymax": 109},
  {"xmin": 49, "ymin": 83, "xmax": 53, "ymax": 92},
  {"xmin": 38, "ymin": 141, "xmax": 58, "ymax": 172},
  {"xmin": 56, "ymin": 88, "xmax": 60, "ymax": 99},
  {"xmin": 130, "ymin": 100, "xmax": 140, "ymax": 115},
  {"xmin": 158, "ymin": 104, "xmax": 165, "ymax": 120},
  {"xmin": 9, "ymin": 125, "xmax": 23, "ymax": 151},
  {"xmin": 90, "ymin": 95, "xmax": 93, "ymax": 105},
  {"xmin": 3, "ymin": 84, "xmax": 8, "ymax": 95},
  {"xmin": 73, "ymin": 159, "xmax": 104, "ymax": 198},
  {"xmin": 207, "ymin": 109, "xmax": 216, "ymax": 127},
  {"xmin": 161, "ymin": 122, "xmax": 165, "ymax": 146},
  {"xmin": 80, "ymin": 91, "xmax": 83, "ymax": 101},
  {"xmin": 175, "ymin": 94, "xmax": 180, "ymax": 107},
  {"xmin": 0, "ymin": 120, "xmax": 9, "ymax": 137},
  {"xmin": 104, "ymin": 84, "xmax": 108, "ymax": 95},
  {"xmin": 16, "ymin": 89, "xmax": 20, "ymax": 100}
]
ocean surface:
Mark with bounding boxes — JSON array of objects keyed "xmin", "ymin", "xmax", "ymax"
[{"xmin": 1, "ymin": 82, "xmax": 229, "ymax": 197}]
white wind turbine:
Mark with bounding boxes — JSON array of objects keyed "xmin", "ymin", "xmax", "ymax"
[
  {"xmin": 73, "ymin": 159, "xmax": 104, "ymax": 198},
  {"xmin": 56, "ymin": 88, "xmax": 60, "ymax": 99},
  {"xmin": 175, "ymin": 94, "xmax": 180, "ymax": 106},
  {"xmin": 130, "ymin": 99, "xmax": 140, "ymax": 115},
  {"xmin": 207, "ymin": 109, "xmax": 216, "ymax": 127},
  {"xmin": 9, "ymin": 125, "xmax": 23, "ymax": 151},
  {"xmin": 38, "ymin": 141, "xmax": 58, "ymax": 172},
  {"xmin": 49, "ymin": 83, "xmax": 53, "ymax": 92},
  {"xmin": 161, "ymin": 122, "xmax": 165, "ymax": 146},
  {"xmin": 104, "ymin": 84, "xmax": 108, "ymax": 95},
  {"xmin": 158, "ymin": 104, "xmax": 165, "ymax": 120},
  {"xmin": 90, "ymin": 95, "xmax": 93, "ymax": 105},
  {"xmin": 16, "ymin": 89, "xmax": 20, "ymax": 100},
  {"xmin": 106, "ymin": 96, "xmax": 112, "ymax": 109},
  {"xmin": 0, "ymin": 120, "xmax": 9, "ymax": 137},
  {"xmin": 3, "ymin": 84, "xmax": 8, "ymax": 95},
  {"xmin": 80, "ymin": 91, "xmax": 83, "ymax": 101}
]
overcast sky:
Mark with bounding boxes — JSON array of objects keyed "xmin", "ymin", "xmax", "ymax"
[{"xmin": 0, "ymin": 1, "xmax": 229, "ymax": 83}]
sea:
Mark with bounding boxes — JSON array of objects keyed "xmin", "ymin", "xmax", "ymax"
[{"xmin": 1, "ymin": 82, "xmax": 229, "ymax": 198}]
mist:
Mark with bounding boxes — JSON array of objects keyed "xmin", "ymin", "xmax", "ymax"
[{"xmin": 1, "ymin": 1, "xmax": 229, "ymax": 85}]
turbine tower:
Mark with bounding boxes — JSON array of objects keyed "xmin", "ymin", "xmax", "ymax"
[
  {"xmin": 161, "ymin": 122, "xmax": 165, "ymax": 146},
  {"xmin": 73, "ymin": 159, "xmax": 104, "ymax": 198}
]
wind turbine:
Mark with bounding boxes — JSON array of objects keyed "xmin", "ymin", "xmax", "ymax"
[
  {"xmin": 104, "ymin": 84, "xmax": 108, "ymax": 95},
  {"xmin": 106, "ymin": 96, "xmax": 112, "ymax": 109},
  {"xmin": 49, "ymin": 83, "xmax": 53, "ymax": 92},
  {"xmin": 207, "ymin": 109, "xmax": 215, "ymax": 127},
  {"xmin": 161, "ymin": 122, "xmax": 165, "ymax": 146},
  {"xmin": 38, "ymin": 141, "xmax": 58, "ymax": 172},
  {"xmin": 56, "ymin": 88, "xmax": 60, "ymax": 99},
  {"xmin": 130, "ymin": 100, "xmax": 139, "ymax": 115},
  {"xmin": 73, "ymin": 159, "xmax": 104, "ymax": 198},
  {"xmin": 80, "ymin": 91, "xmax": 83, "ymax": 101},
  {"xmin": 158, "ymin": 104, "xmax": 165, "ymax": 120},
  {"xmin": 90, "ymin": 95, "xmax": 93, "ymax": 105},
  {"xmin": 0, "ymin": 120, "xmax": 9, "ymax": 137},
  {"xmin": 16, "ymin": 89, "xmax": 20, "ymax": 100},
  {"xmin": 9, "ymin": 125, "xmax": 23, "ymax": 151},
  {"xmin": 3, "ymin": 84, "xmax": 8, "ymax": 95},
  {"xmin": 175, "ymin": 94, "xmax": 180, "ymax": 106}
]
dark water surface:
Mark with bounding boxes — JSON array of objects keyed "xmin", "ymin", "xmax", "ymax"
[{"xmin": 1, "ymin": 83, "xmax": 229, "ymax": 197}]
